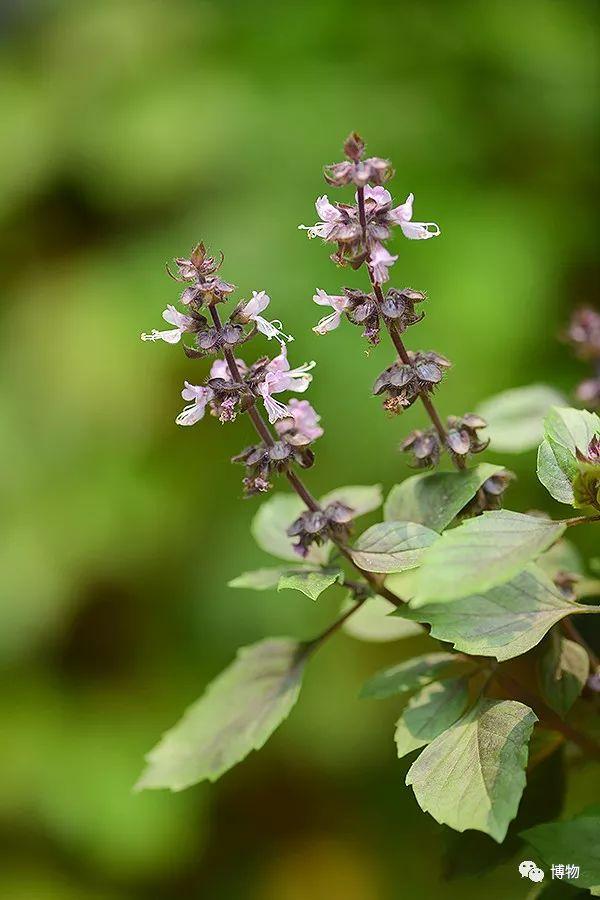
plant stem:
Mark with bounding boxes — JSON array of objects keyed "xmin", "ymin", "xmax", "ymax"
[
  {"xmin": 563, "ymin": 513, "xmax": 600, "ymax": 527},
  {"xmin": 209, "ymin": 305, "xmax": 405, "ymax": 611},
  {"xmin": 355, "ymin": 187, "xmax": 464, "ymax": 469},
  {"xmin": 302, "ymin": 596, "xmax": 366, "ymax": 656}
]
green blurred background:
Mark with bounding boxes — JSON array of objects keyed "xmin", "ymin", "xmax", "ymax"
[{"xmin": 1, "ymin": 0, "xmax": 598, "ymax": 897}]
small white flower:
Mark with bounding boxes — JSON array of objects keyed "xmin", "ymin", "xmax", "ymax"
[
  {"xmin": 388, "ymin": 193, "xmax": 440, "ymax": 240},
  {"xmin": 258, "ymin": 344, "xmax": 316, "ymax": 423},
  {"xmin": 298, "ymin": 195, "xmax": 343, "ymax": 240},
  {"xmin": 176, "ymin": 382, "xmax": 213, "ymax": 426},
  {"xmin": 237, "ymin": 290, "xmax": 293, "ymax": 342},
  {"xmin": 312, "ymin": 288, "xmax": 350, "ymax": 334},
  {"xmin": 141, "ymin": 305, "xmax": 196, "ymax": 344},
  {"xmin": 209, "ymin": 358, "xmax": 248, "ymax": 380},
  {"xmin": 275, "ymin": 399, "xmax": 324, "ymax": 443},
  {"xmin": 369, "ymin": 243, "xmax": 398, "ymax": 283}
]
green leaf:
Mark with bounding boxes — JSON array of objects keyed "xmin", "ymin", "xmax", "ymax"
[
  {"xmin": 349, "ymin": 521, "xmax": 439, "ymax": 574},
  {"xmin": 521, "ymin": 807, "xmax": 600, "ymax": 890},
  {"xmin": 360, "ymin": 651, "xmax": 463, "ymax": 699},
  {"xmin": 383, "ymin": 464, "xmax": 507, "ymax": 533},
  {"xmin": 538, "ymin": 632, "xmax": 589, "ymax": 717},
  {"xmin": 397, "ymin": 566, "xmax": 600, "ymax": 661},
  {"xmin": 537, "ymin": 438, "xmax": 575, "ymax": 505},
  {"xmin": 341, "ymin": 594, "xmax": 422, "ymax": 642},
  {"xmin": 229, "ymin": 568, "xmax": 290, "ymax": 590},
  {"xmin": 277, "ymin": 568, "xmax": 342, "ymax": 601},
  {"xmin": 394, "ymin": 677, "xmax": 470, "ymax": 758},
  {"xmin": 136, "ymin": 638, "xmax": 305, "ymax": 791},
  {"xmin": 319, "ymin": 484, "xmax": 383, "ymax": 517},
  {"xmin": 537, "ymin": 539, "xmax": 584, "ymax": 580},
  {"xmin": 415, "ymin": 510, "xmax": 566, "ymax": 603},
  {"xmin": 476, "ymin": 384, "xmax": 566, "ymax": 453},
  {"xmin": 406, "ymin": 699, "xmax": 537, "ymax": 842},
  {"xmin": 545, "ymin": 406, "xmax": 600, "ymax": 450},
  {"xmin": 537, "ymin": 407, "xmax": 600, "ymax": 505},
  {"xmin": 251, "ymin": 494, "xmax": 329, "ymax": 564},
  {"xmin": 230, "ymin": 566, "xmax": 343, "ymax": 594}
]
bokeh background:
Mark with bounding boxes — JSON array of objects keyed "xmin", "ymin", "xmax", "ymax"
[{"xmin": 1, "ymin": 0, "xmax": 598, "ymax": 897}]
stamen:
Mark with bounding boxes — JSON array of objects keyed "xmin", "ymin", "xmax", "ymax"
[{"xmin": 261, "ymin": 394, "xmax": 290, "ymax": 423}]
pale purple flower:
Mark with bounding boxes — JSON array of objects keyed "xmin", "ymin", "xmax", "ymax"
[
  {"xmin": 298, "ymin": 195, "xmax": 344, "ymax": 240},
  {"xmin": 176, "ymin": 382, "xmax": 213, "ymax": 426},
  {"xmin": 141, "ymin": 305, "xmax": 197, "ymax": 344},
  {"xmin": 276, "ymin": 399, "xmax": 324, "ymax": 443},
  {"xmin": 236, "ymin": 290, "xmax": 293, "ymax": 342},
  {"xmin": 257, "ymin": 343, "xmax": 316, "ymax": 423},
  {"xmin": 369, "ymin": 243, "xmax": 398, "ymax": 284},
  {"xmin": 388, "ymin": 193, "xmax": 440, "ymax": 240},
  {"xmin": 359, "ymin": 185, "xmax": 393, "ymax": 212},
  {"xmin": 312, "ymin": 288, "xmax": 350, "ymax": 334},
  {"xmin": 209, "ymin": 358, "xmax": 248, "ymax": 381}
]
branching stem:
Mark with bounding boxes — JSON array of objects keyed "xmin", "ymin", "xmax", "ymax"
[{"xmin": 209, "ymin": 306, "xmax": 406, "ymax": 622}]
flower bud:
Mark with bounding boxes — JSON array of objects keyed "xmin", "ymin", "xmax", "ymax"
[
  {"xmin": 460, "ymin": 469, "xmax": 515, "ymax": 517},
  {"xmin": 445, "ymin": 414, "xmax": 489, "ymax": 459},
  {"xmin": 343, "ymin": 132, "xmax": 365, "ymax": 162},
  {"xmin": 399, "ymin": 429, "xmax": 441, "ymax": 468},
  {"xmin": 380, "ymin": 288, "xmax": 426, "ymax": 333},
  {"xmin": 373, "ymin": 352, "xmax": 450, "ymax": 415}
]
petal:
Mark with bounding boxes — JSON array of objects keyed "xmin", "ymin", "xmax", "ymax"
[
  {"xmin": 313, "ymin": 288, "xmax": 334, "ymax": 307},
  {"xmin": 181, "ymin": 381, "xmax": 205, "ymax": 401},
  {"xmin": 286, "ymin": 375, "xmax": 312, "ymax": 394},
  {"xmin": 162, "ymin": 304, "xmax": 190, "ymax": 328},
  {"xmin": 242, "ymin": 290, "xmax": 270, "ymax": 317},
  {"xmin": 267, "ymin": 343, "xmax": 290, "ymax": 374},
  {"xmin": 399, "ymin": 221, "xmax": 440, "ymax": 240},
  {"xmin": 259, "ymin": 387, "xmax": 291, "ymax": 423},
  {"xmin": 313, "ymin": 310, "xmax": 342, "ymax": 334},
  {"xmin": 176, "ymin": 402, "xmax": 207, "ymax": 426},
  {"xmin": 390, "ymin": 192, "xmax": 414, "ymax": 223},
  {"xmin": 141, "ymin": 328, "xmax": 182, "ymax": 344},
  {"xmin": 360, "ymin": 185, "xmax": 392, "ymax": 207},
  {"xmin": 251, "ymin": 290, "xmax": 270, "ymax": 313},
  {"xmin": 209, "ymin": 359, "xmax": 229, "ymax": 380},
  {"xmin": 315, "ymin": 195, "xmax": 339, "ymax": 221},
  {"xmin": 254, "ymin": 316, "xmax": 293, "ymax": 342}
]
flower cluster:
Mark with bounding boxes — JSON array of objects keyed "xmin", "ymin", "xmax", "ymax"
[
  {"xmin": 373, "ymin": 352, "xmax": 451, "ymax": 415},
  {"xmin": 323, "ymin": 132, "xmax": 393, "ymax": 188},
  {"xmin": 565, "ymin": 307, "xmax": 600, "ymax": 408},
  {"xmin": 287, "ymin": 501, "xmax": 354, "ymax": 557},
  {"xmin": 313, "ymin": 286, "xmax": 426, "ymax": 344},
  {"xmin": 232, "ymin": 400, "xmax": 323, "ymax": 496},
  {"xmin": 300, "ymin": 132, "xmax": 511, "ymax": 498},
  {"xmin": 300, "ymin": 187, "xmax": 440, "ymax": 279},
  {"xmin": 168, "ymin": 243, "xmax": 236, "ymax": 305},
  {"xmin": 172, "ymin": 344, "xmax": 316, "ymax": 427},
  {"xmin": 141, "ymin": 245, "xmax": 324, "ymax": 494},
  {"xmin": 400, "ymin": 414, "xmax": 489, "ymax": 468}
]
